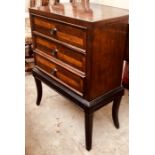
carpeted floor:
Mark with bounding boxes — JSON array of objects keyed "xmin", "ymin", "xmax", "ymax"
[{"xmin": 25, "ymin": 73, "xmax": 129, "ymax": 155}]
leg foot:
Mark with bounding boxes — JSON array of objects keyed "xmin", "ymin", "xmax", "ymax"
[
  {"xmin": 112, "ymin": 96, "xmax": 122, "ymax": 129},
  {"xmin": 34, "ymin": 77, "xmax": 42, "ymax": 106},
  {"xmin": 85, "ymin": 111, "xmax": 93, "ymax": 151}
]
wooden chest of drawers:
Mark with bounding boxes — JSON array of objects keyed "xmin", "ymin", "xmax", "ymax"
[{"xmin": 29, "ymin": 3, "xmax": 128, "ymax": 150}]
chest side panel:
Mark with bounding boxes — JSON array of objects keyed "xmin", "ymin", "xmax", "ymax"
[{"xmin": 88, "ymin": 17, "xmax": 129, "ymax": 100}]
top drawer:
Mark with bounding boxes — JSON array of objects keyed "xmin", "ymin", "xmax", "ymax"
[{"xmin": 32, "ymin": 16, "xmax": 87, "ymax": 49}]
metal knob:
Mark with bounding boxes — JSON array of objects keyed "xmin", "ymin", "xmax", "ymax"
[
  {"xmin": 51, "ymin": 68, "xmax": 57, "ymax": 76},
  {"xmin": 51, "ymin": 48, "xmax": 58, "ymax": 56},
  {"xmin": 50, "ymin": 28, "xmax": 57, "ymax": 35}
]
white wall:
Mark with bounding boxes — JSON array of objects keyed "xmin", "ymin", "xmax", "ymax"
[
  {"xmin": 25, "ymin": 0, "xmax": 30, "ymax": 12},
  {"xmin": 62, "ymin": 0, "xmax": 129, "ymax": 9},
  {"xmin": 91, "ymin": 0, "xmax": 128, "ymax": 9}
]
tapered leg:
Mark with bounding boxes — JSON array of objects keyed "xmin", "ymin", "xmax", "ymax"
[
  {"xmin": 34, "ymin": 77, "xmax": 42, "ymax": 106},
  {"xmin": 85, "ymin": 111, "xmax": 93, "ymax": 151},
  {"xmin": 112, "ymin": 96, "xmax": 122, "ymax": 129}
]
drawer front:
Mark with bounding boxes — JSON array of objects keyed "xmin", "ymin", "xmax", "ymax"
[
  {"xmin": 35, "ymin": 35, "xmax": 86, "ymax": 72},
  {"xmin": 33, "ymin": 16, "xmax": 86, "ymax": 49},
  {"xmin": 35, "ymin": 53, "xmax": 84, "ymax": 94}
]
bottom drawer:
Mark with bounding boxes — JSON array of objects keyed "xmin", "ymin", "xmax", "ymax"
[{"xmin": 35, "ymin": 53, "xmax": 84, "ymax": 95}]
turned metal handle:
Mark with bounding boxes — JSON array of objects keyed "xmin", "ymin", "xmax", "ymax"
[
  {"xmin": 50, "ymin": 28, "xmax": 57, "ymax": 35},
  {"xmin": 51, "ymin": 48, "xmax": 58, "ymax": 56},
  {"xmin": 51, "ymin": 68, "xmax": 57, "ymax": 76}
]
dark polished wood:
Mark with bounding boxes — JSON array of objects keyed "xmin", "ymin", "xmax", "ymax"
[
  {"xmin": 85, "ymin": 111, "xmax": 93, "ymax": 151},
  {"xmin": 112, "ymin": 96, "xmax": 122, "ymax": 128},
  {"xmin": 29, "ymin": 3, "xmax": 128, "ymax": 151},
  {"xmin": 34, "ymin": 76, "xmax": 42, "ymax": 105}
]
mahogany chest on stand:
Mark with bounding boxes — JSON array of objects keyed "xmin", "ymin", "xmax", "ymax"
[{"xmin": 29, "ymin": 3, "xmax": 128, "ymax": 150}]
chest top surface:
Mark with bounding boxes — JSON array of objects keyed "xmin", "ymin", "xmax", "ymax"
[{"xmin": 30, "ymin": 3, "xmax": 128, "ymax": 22}]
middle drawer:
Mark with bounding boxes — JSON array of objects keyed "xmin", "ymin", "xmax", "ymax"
[{"xmin": 34, "ymin": 35, "xmax": 86, "ymax": 72}]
